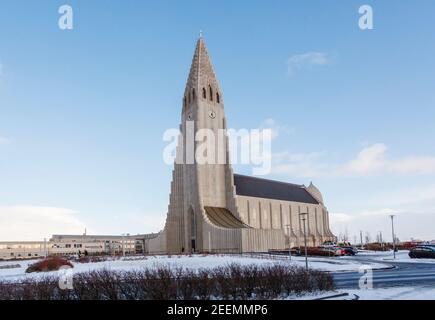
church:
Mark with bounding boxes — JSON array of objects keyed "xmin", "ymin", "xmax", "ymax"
[{"xmin": 148, "ymin": 37, "xmax": 336, "ymax": 254}]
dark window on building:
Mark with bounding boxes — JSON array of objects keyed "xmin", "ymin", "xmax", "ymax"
[
  {"xmin": 209, "ymin": 86, "xmax": 213, "ymax": 101},
  {"xmin": 202, "ymin": 88, "xmax": 206, "ymax": 99},
  {"xmin": 216, "ymin": 92, "xmax": 220, "ymax": 103},
  {"xmin": 192, "ymin": 88, "xmax": 195, "ymax": 100}
]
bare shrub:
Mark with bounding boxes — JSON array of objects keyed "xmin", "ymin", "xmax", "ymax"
[
  {"xmin": 212, "ymin": 266, "xmax": 233, "ymax": 299},
  {"xmin": 195, "ymin": 269, "xmax": 214, "ymax": 299},
  {"xmin": 176, "ymin": 267, "xmax": 197, "ymax": 300},
  {"xmin": 239, "ymin": 264, "xmax": 260, "ymax": 299}
]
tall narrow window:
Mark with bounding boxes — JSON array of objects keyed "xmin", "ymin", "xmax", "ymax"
[
  {"xmin": 216, "ymin": 92, "xmax": 220, "ymax": 104},
  {"xmin": 183, "ymin": 96, "xmax": 187, "ymax": 107},
  {"xmin": 202, "ymin": 88, "xmax": 206, "ymax": 99},
  {"xmin": 192, "ymin": 88, "xmax": 195, "ymax": 100},
  {"xmin": 209, "ymin": 86, "xmax": 213, "ymax": 101},
  {"xmin": 190, "ymin": 208, "xmax": 196, "ymax": 252}
]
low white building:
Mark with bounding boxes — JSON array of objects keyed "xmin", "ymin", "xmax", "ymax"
[
  {"xmin": 0, "ymin": 241, "xmax": 47, "ymax": 260},
  {"xmin": 0, "ymin": 233, "xmax": 159, "ymax": 260}
]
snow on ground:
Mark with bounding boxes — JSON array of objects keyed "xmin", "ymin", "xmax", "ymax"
[
  {"xmin": 3, "ymin": 255, "xmax": 432, "ymax": 300},
  {"xmin": 322, "ymin": 286, "xmax": 435, "ymax": 300},
  {"xmin": 348, "ymin": 286, "xmax": 435, "ymax": 300},
  {"xmin": 0, "ymin": 254, "xmax": 391, "ymax": 282},
  {"xmin": 281, "ymin": 255, "xmax": 390, "ymax": 272},
  {"xmin": 356, "ymin": 250, "xmax": 392, "ymax": 256},
  {"xmin": 358, "ymin": 250, "xmax": 435, "ymax": 264},
  {"xmin": 286, "ymin": 286, "xmax": 435, "ymax": 300}
]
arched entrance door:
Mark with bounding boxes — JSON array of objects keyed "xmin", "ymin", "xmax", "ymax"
[{"xmin": 189, "ymin": 207, "xmax": 197, "ymax": 253}]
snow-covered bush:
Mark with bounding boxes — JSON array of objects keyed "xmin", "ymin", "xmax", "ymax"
[{"xmin": 1, "ymin": 263, "xmax": 334, "ymax": 300}]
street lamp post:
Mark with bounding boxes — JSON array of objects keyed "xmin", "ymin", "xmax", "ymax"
[
  {"xmin": 285, "ymin": 224, "xmax": 291, "ymax": 261},
  {"xmin": 390, "ymin": 215, "xmax": 396, "ymax": 259},
  {"xmin": 43, "ymin": 238, "xmax": 47, "ymax": 258},
  {"xmin": 299, "ymin": 212, "xmax": 309, "ymax": 271},
  {"xmin": 297, "ymin": 228, "xmax": 301, "ymax": 252}
]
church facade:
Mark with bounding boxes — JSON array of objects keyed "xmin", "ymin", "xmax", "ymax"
[{"xmin": 148, "ymin": 37, "xmax": 336, "ymax": 254}]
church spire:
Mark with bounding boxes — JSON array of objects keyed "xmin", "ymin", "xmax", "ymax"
[{"xmin": 184, "ymin": 36, "xmax": 222, "ymax": 105}]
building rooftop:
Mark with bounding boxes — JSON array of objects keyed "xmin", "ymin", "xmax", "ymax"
[
  {"xmin": 50, "ymin": 234, "xmax": 158, "ymax": 241},
  {"xmin": 233, "ymin": 174, "xmax": 319, "ymax": 204}
]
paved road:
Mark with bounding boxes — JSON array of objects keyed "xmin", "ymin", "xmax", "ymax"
[{"xmin": 333, "ymin": 254, "xmax": 435, "ymax": 289}]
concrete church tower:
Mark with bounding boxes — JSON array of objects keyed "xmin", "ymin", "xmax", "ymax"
[
  {"xmin": 149, "ymin": 36, "xmax": 246, "ymax": 254},
  {"xmin": 147, "ymin": 37, "xmax": 336, "ymax": 254}
]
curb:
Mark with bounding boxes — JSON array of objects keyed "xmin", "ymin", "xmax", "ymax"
[
  {"xmin": 329, "ymin": 264, "xmax": 396, "ymax": 273},
  {"xmin": 314, "ymin": 292, "xmax": 360, "ymax": 300},
  {"xmin": 314, "ymin": 293, "xmax": 349, "ymax": 300}
]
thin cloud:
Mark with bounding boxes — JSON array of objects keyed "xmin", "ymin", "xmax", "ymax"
[
  {"xmin": 272, "ymin": 143, "xmax": 435, "ymax": 178},
  {"xmin": 0, "ymin": 136, "xmax": 10, "ymax": 145},
  {"xmin": 259, "ymin": 118, "xmax": 293, "ymax": 139},
  {"xmin": 101, "ymin": 211, "xmax": 166, "ymax": 235},
  {"xmin": 341, "ymin": 143, "xmax": 387, "ymax": 175},
  {"xmin": 0, "ymin": 206, "xmax": 90, "ymax": 241},
  {"xmin": 272, "ymin": 151, "xmax": 328, "ymax": 177},
  {"xmin": 286, "ymin": 52, "xmax": 330, "ymax": 76},
  {"xmin": 340, "ymin": 143, "xmax": 435, "ymax": 176}
]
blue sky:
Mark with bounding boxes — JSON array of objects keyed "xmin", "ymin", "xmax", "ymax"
[{"xmin": 1, "ymin": 0, "xmax": 435, "ymax": 242}]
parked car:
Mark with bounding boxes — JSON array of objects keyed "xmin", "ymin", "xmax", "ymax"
[
  {"xmin": 322, "ymin": 241, "xmax": 337, "ymax": 247},
  {"xmin": 409, "ymin": 246, "xmax": 435, "ymax": 259},
  {"xmin": 340, "ymin": 246, "xmax": 358, "ymax": 256},
  {"xmin": 318, "ymin": 246, "xmax": 345, "ymax": 256},
  {"xmin": 292, "ymin": 246, "xmax": 346, "ymax": 257}
]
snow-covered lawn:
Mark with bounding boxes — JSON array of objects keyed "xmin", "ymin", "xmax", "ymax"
[
  {"xmin": 2, "ymin": 255, "xmax": 432, "ymax": 300},
  {"xmin": 281, "ymin": 255, "xmax": 390, "ymax": 272},
  {"xmin": 0, "ymin": 254, "xmax": 391, "ymax": 282}
]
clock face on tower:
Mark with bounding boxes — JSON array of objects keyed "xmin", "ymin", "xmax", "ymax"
[
  {"xmin": 187, "ymin": 112, "xmax": 192, "ymax": 120},
  {"xmin": 209, "ymin": 110, "xmax": 216, "ymax": 119}
]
